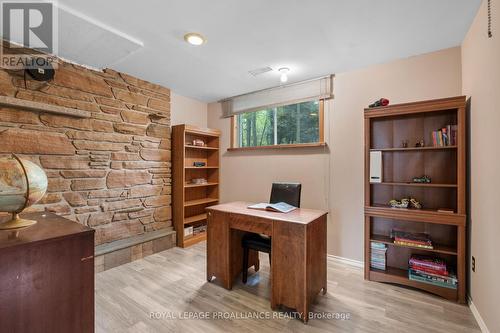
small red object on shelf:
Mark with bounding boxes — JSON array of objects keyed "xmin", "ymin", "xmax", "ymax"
[{"xmin": 369, "ymin": 98, "xmax": 390, "ymax": 108}]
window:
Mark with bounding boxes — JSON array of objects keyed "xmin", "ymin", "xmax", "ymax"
[{"xmin": 234, "ymin": 100, "xmax": 324, "ymax": 148}]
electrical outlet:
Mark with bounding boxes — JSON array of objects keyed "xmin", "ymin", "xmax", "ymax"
[{"xmin": 472, "ymin": 256, "xmax": 476, "ymax": 272}]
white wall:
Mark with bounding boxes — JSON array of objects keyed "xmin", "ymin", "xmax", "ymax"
[
  {"xmin": 462, "ymin": 0, "xmax": 500, "ymax": 331},
  {"xmin": 170, "ymin": 92, "xmax": 207, "ymax": 128}
]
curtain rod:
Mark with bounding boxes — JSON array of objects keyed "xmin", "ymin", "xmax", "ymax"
[{"xmin": 218, "ymin": 74, "xmax": 335, "ymax": 103}]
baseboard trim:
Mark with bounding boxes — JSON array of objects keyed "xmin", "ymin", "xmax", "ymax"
[
  {"xmin": 468, "ymin": 297, "xmax": 490, "ymax": 333},
  {"xmin": 327, "ymin": 254, "xmax": 364, "ymax": 268}
]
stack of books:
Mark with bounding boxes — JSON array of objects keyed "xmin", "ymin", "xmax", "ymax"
[
  {"xmin": 408, "ymin": 255, "xmax": 457, "ymax": 289},
  {"xmin": 193, "ymin": 224, "xmax": 207, "ymax": 235},
  {"xmin": 370, "ymin": 242, "xmax": 387, "ymax": 270},
  {"xmin": 432, "ymin": 124, "xmax": 457, "ymax": 147},
  {"xmin": 391, "ymin": 230, "xmax": 433, "ymax": 249}
]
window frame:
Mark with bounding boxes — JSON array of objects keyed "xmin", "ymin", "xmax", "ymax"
[{"xmin": 228, "ymin": 99, "xmax": 326, "ymax": 151}]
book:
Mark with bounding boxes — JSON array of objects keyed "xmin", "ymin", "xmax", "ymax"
[
  {"xmin": 409, "ymin": 255, "xmax": 447, "ymax": 271},
  {"xmin": 394, "ymin": 241, "xmax": 433, "ymax": 249},
  {"xmin": 409, "ymin": 271, "xmax": 457, "ymax": 289},
  {"xmin": 451, "ymin": 125, "xmax": 458, "ymax": 145},
  {"xmin": 370, "ymin": 242, "xmax": 387, "ymax": 270},
  {"xmin": 248, "ymin": 202, "xmax": 297, "ymax": 213},
  {"xmin": 391, "ymin": 230, "xmax": 433, "ymax": 249},
  {"xmin": 442, "ymin": 127, "xmax": 448, "ymax": 146},
  {"xmin": 431, "ymin": 124, "xmax": 457, "ymax": 147},
  {"xmin": 410, "ymin": 269, "xmax": 456, "ymax": 283},
  {"xmin": 410, "ymin": 265, "xmax": 449, "ymax": 276}
]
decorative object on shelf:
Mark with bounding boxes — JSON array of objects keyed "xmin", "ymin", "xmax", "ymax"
[
  {"xmin": 391, "ymin": 230, "xmax": 433, "ymax": 249},
  {"xmin": 368, "ymin": 98, "xmax": 390, "ymax": 108},
  {"xmin": 192, "ymin": 139, "xmax": 206, "ymax": 147},
  {"xmin": 0, "ymin": 155, "xmax": 48, "ymax": 231},
  {"xmin": 389, "ymin": 198, "xmax": 410, "ymax": 208},
  {"xmin": 193, "ymin": 162, "xmax": 206, "ymax": 167},
  {"xmin": 415, "ymin": 139, "xmax": 425, "ymax": 147},
  {"xmin": 412, "ymin": 175, "xmax": 431, "ymax": 183},
  {"xmin": 388, "ymin": 197, "xmax": 422, "ymax": 209},
  {"xmin": 369, "ymin": 151, "xmax": 383, "ymax": 183},
  {"xmin": 401, "ymin": 140, "xmax": 409, "ymax": 148},
  {"xmin": 190, "ymin": 178, "xmax": 208, "ymax": 185},
  {"xmin": 409, "ymin": 198, "xmax": 422, "ymax": 209}
]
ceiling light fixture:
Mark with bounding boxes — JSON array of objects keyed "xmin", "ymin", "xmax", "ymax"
[
  {"xmin": 184, "ymin": 33, "xmax": 206, "ymax": 46},
  {"xmin": 278, "ymin": 67, "xmax": 289, "ymax": 83}
]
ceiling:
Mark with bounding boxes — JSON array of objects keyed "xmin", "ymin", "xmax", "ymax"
[{"xmin": 53, "ymin": 0, "xmax": 480, "ymax": 102}]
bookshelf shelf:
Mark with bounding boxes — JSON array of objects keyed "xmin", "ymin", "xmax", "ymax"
[
  {"xmin": 185, "ymin": 145, "xmax": 219, "ymax": 150},
  {"xmin": 184, "ymin": 166, "xmax": 219, "ymax": 169},
  {"xmin": 183, "ymin": 232, "xmax": 207, "ymax": 247},
  {"xmin": 365, "ymin": 205, "xmax": 465, "ymax": 226},
  {"xmin": 173, "ymin": 124, "xmax": 221, "ymax": 248},
  {"xmin": 184, "ymin": 213, "xmax": 208, "ymax": 225},
  {"xmin": 184, "ymin": 182, "xmax": 219, "ymax": 188},
  {"xmin": 184, "ymin": 198, "xmax": 219, "ymax": 207},
  {"xmin": 364, "ymin": 96, "xmax": 467, "ymax": 304},
  {"xmin": 369, "ymin": 267, "xmax": 457, "ymax": 300},
  {"xmin": 370, "ymin": 146, "xmax": 457, "ymax": 152},
  {"xmin": 370, "ymin": 234, "xmax": 457, "ymax": 255},
  {"xmin": 371, "ymin": 182, "xmax": 457, "ymax": 188}
]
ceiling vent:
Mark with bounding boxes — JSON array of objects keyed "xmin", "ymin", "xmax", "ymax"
[
  {"xmin": 248, "ymin": 66, "xmax": 273, "ymax": 77},
  {"xmin": 56, "ymin": 4, "xmax": 144, "ymax": 69}
]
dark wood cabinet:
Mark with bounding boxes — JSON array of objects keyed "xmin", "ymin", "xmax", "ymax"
[{"xmin": 0, "ymin": 212, "xmax": 95, "ymax": 333}]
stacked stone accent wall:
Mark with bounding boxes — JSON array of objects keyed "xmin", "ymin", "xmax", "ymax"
[{"xmin": 0, "ymin": 56, "xmax": 172, "ymax": 246}]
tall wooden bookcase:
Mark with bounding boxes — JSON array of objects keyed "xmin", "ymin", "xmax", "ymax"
[
  {"xmin": 172, "ymin": 124, "xmax": 220, "ymax": 248},
  {"xmin": 364, "ymin": 96, "xmax": 467, "ymax": 303}
]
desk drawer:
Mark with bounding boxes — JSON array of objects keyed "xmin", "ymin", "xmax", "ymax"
[{"xmin": 230, "ymin": 215, "xmax": 272, "ymax": 236}]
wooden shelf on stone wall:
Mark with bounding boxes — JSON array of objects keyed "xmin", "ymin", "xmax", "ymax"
[{"xmin": 0, "ymin": 96, "xmax": 91, "ymax": 118}]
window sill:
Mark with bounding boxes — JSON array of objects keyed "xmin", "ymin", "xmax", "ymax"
[{"xmin": 227, "ymin": 142, "xmax": 327, "ymax": 152}]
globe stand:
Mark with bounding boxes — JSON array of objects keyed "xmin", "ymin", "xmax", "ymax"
[{"xmin": 0, "ymin": 213, "xmax": 37, "ymax": 231}]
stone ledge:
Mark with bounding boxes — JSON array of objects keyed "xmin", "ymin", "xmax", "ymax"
[
  {"xmin": 94, "ymin": 229, "xmax": 176, "ymax": 272},
  {"xmin": 0, "ymin": 95, "xmax": 91, "ymax": 118},
  {"xmin": 95, "ymin": 228, "xmax": 175, "ymax": 256}
]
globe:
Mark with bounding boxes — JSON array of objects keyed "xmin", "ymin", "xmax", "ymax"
[{"xmin": 0, "ymin": 155, "xmax": 48, "ymax": 230}]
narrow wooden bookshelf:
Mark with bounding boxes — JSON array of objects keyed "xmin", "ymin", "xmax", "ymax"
[
  {"xmin": 172, "ymin": 124, "xmax": 221, "ymax": 248},
  {"xmin": 364, "ymin": 96, "xmax": 467, "ymax": 303}
]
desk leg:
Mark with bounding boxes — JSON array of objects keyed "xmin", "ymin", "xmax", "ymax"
[
  {"xmin": 271, "ymin": 221, "xmax": 307, "ymax": 316},
  {"xmin": 271, "ymin": 216, "xmax": 326, "ymax": 322},
  {"xmin": 206, "ymin": 210, "xmax": 232, "ymax": 289}
]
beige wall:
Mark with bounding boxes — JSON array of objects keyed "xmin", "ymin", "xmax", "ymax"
[
  {"xmin": 208, "ymin": 47, "xmax": 462, "ymax": 261},
  {"xmin": 171, "ymin": 92, "xmax": 208, "ymax": 127},
  {"xmin": 462, "ymin": 0, "xmax": 500, "ymax": 331}
]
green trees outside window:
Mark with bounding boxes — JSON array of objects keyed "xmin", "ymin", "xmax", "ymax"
[{"xmin": 238, "ymin": 100, "xmax": 320, "ymax": 147}]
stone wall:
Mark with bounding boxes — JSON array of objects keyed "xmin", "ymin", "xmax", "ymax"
[{"xmin": 0, "ymin": 50, "xmax": 172, "ymax": 247}]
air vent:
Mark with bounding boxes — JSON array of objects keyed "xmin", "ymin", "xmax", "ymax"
[{"xmin": 248, "ymin": 67, "xmax": 272, "ymax": 76}]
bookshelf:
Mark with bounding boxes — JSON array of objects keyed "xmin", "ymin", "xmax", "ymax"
[
  {"xmin": 172, "ymin": 124, "xmax": 221, "ymax": 248},
  {"xmin": 364, "ymin": 96, "xmax": 467, "ymax": 303}
]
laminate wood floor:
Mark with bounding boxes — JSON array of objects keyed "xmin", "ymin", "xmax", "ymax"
[{"xmin": 96, "ymin": 242, "xmax": 480, "ymax": 333}]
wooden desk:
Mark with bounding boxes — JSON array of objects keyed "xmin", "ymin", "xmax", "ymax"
[{"xmin": 206, "ymin": 201, "xmax": 327, "ymax": 322}]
